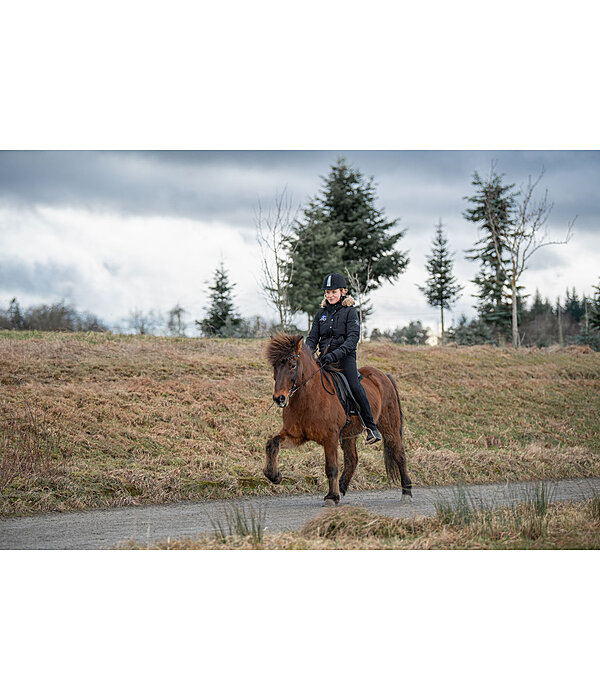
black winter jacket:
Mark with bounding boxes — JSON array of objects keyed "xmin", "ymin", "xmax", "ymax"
[{"xmin": 305, "ymin": 295, "xmax": 360, "ymax": 360}]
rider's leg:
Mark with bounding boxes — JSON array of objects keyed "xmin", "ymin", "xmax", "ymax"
[{"xmin": 337, "ymin": 355, "xmax": 382, "ymax": 444}]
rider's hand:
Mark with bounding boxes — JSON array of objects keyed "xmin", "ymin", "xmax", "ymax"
[{"xmin": 320, "ymin": 353, "xmax": 335, "ymax": 365}]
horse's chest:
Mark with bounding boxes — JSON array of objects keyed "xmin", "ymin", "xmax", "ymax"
[{"xmin": 286, "ymin": 403, "xmax": 344, "ymax": 444}]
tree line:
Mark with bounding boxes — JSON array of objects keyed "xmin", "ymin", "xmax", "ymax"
[
  {"xmin": 368, "ymin": 287, "xmax": 599, "ymax": 349},
  {"xmin": 2, "ymin": 157, "xmax": 599, "ymax": 349},
  {"xmin": 0, "ymin": 294, "xmax": 281, "ymax": 339},
  {"xmin": 0, "ymin": 298, "xmax": 108, "ymax": 332},
  {"xmin": 251, "ymin": 157, "xmax": 600, "ymax": 350}
]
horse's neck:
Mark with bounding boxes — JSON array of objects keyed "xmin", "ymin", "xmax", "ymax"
[
  {"xmin": 298, "ymin": 355, "xmax": 334, "ymax": 403},
  {"xmin": 300, "ymin": 353, "xmax": 319, "ymax": 383}
]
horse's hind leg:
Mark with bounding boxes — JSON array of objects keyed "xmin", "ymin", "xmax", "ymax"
[
  {"xmin": 379, "ymin": 410, "xmax": 411, "ymax": 497},
  {"xmin": 383, "ymin": 434, "xmax": 412, "ymax": 497},
  {"xmin": 339, "ymin": 436, "xmax": 358, "ymax": 497}
]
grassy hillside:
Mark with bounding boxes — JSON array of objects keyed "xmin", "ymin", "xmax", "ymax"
[{"xmin": 1, "ymin": 331, "xmax": 599, "ymax": 516}]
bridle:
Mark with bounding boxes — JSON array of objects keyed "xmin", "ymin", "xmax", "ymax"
[
  {"xmin": 278, "ymin": 351, "xmax": 336, "ymax": 408},
  {"xmin": 285, "ymin": 353, "xmax": 302, "ymax": 403}
]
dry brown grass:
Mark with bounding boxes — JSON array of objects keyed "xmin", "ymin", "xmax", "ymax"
[
  {"xmin": 1, "ymin": 331, "xmax": 599, "ymax": 516},
  {"xmin": 0, "ymin": 402, "xmax": 70, "ymax": 489},
  {"xmin": 125, "ymin": 499, "xmax": 600, "ymax": 550}
]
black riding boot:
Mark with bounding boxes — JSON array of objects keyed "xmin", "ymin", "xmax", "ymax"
[{"xmin": 338, "ymin": 355, "xmax": 382, "ymax": 444}]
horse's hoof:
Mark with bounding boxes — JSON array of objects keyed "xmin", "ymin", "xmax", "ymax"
[
  {"xmin": 323, "ymin": 495, "xmax": 340, "ymax": 507},
  {"xmin": 264, "ymin": 470, "xmax": 283, "ymax": 485}
]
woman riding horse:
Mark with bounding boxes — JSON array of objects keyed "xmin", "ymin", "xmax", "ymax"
[{"xmin": 305, "ymin": 272, "xmax": 382, "ymax": 445}]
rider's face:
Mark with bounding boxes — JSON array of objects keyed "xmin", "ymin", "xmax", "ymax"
[{"xmin": 325, "ymin": 288, "xmax": 343, "ymax": 304}]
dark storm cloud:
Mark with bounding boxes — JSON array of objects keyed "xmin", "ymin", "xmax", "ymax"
[
  {"xmin": 0, "ymin": 258, "xmax": 84, "ymax": 298},
  {"xmin": 1, "ymin": 150, "xmax": 598, "ymax": 235},
  {"xmin": 0, "ymin": 151, "xmax": 260, "ymax": 225}
]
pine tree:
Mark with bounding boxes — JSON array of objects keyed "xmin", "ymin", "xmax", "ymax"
[
  {"xmin": 391, "ymin": 320, "xmax": 429, "ymax": 345},
  {"xmin": 467, "ymin": 165, "xmax": 573, "ymax": 348},
  {"xmin": 197, "ymin": 263, "xmax": 241, "ymax": 337},
  {"xmin": 285, "ymin": 217, "xmax": 344, "ymax": 323},
  {"xmin": 589, "ymin": 279, "xmax": 600, "ymax": 332},
  {"xmin": 286, "ymin": 157, "xmax": 409, "ymax": 324},
  {"xmin": 446, "ymin": 314, "xmax": 494, "ymax": 345},
  {"xmin": 318, "ymin": 158, "xmax": 409, "ymax": 290},
  {"xmin": 521, "ymin": 289, "xmax": 556, "ymax": 347},
  {"xmin": 463, "ymin": 166, "xmax": 517, "ymax": 342},
  {"xmin": 527, "ymin": 289, "xmax": 553, "ymax": 318},
  {"xmin": 8, "ymin": 297, "xmax": 26, "ymax": 330},
  {"xmin": 564, "ymin": 287, "xmax": 585, "ymax": 323},
  {"xmin": 418, "ymin": 220, "xmax": 463, "ymax": 340}
]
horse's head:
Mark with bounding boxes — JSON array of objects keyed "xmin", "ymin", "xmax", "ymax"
[{"xmin": 265, "ymin": 333, "xmax": 304, "ymax": 408}]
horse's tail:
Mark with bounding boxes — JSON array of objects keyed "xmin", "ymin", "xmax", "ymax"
[
  {"xmin": 386, "ymin": 373, "xmax": 404, "ymax": 439},
  {"xmin": 383, "ymin": 373, "xmax": 406, "ymax": 485}
]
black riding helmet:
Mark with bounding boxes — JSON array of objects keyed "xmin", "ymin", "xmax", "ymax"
[{"xmin": 322, "ymin": 272, "xmax": 347, "ymax": 290}]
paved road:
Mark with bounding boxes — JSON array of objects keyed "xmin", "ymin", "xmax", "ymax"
[{"xmin": 1, "ymin": 477, "xmax": 599, "ymax": 550}]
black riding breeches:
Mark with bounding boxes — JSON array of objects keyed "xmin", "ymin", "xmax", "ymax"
[{"xmin": 337, "ymin": 355, "xmax": 377, "ymax": 430}]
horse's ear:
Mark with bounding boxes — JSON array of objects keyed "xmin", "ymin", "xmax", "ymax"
[{"xmin": 295, "ymin": 335, "xmax": 304, "ymax": 354}]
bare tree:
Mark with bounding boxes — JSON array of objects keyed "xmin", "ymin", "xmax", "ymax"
[
  {"xmin": 256, "ymin": 188, "xmax": 299, "ymax": 331},
  {"xmin": 128, "ymin": 308, "xmax": 162, "ymax": 335},
  {"xmin": 345, "ymin": 263, "xmax": 373, "ymax": 343},
  {"xmin": 167, "ymin": 304, "xmax": 187, "ymax": 337},
  {"xmin": 485, "ymin": 168, "xmax": 575, "ymax": 347}
]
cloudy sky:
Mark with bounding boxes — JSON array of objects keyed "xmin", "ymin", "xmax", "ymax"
[{"xmin": 0, "ymin": 150, "xmax": 597, "ymax": 335}]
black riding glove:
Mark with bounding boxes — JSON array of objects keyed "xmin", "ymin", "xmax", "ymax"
[{"xmin": 320, "ymin": 352, "xmax": 336, "ymax": 365}]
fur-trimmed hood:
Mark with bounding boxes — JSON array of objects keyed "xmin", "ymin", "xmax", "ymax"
[{"xmin": 321, "ymin": 295, "xmax": 355, "ymax": 308}]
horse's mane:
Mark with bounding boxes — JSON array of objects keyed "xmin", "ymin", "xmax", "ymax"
[{"xmin": 265, "ymin": 333, "xmax": 305, "ymax": 366}]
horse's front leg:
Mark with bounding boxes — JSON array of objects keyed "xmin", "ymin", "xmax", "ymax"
[
  {"xmin": 264, "ymin": 431, "xmax": 303, "ymax": 485},
  {"xmin": 323, "ymin": 437, "xmax": 341, "ymax": 504}
]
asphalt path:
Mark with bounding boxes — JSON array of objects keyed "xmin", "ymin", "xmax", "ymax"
[{"xmin": 1, "ymin": 477, "xmax": 599, "ymax": 550}]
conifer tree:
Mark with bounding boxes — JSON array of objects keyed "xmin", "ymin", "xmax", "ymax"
[
  {"xmin": 521, "ymin": 289, "xmax": 556, "ymax": 347},
  {"xmin": 418, "ymin": 220, "xmax": 463, "ymax": 340},
  {"xmin": 527, "ymin": 289, "xmax": 553, "ymax": 318},
  {"xmin": 285, "ymin": 218, "xmax": 344, "ymax": 325},
  {"xmin": 286, "ymin": 157, "xmax": 409, "ymax": 324},
  {"xmin": 196, "ymin": 262, "xmax": 241, "ymax": 337},
  {"xmin": 589, "ymin": 279, "xmax": 600, "ymax": 332},
  {"xmin": 8, "ymin": 298, "xmax": 26, "ymax": 330},
  {"xmin": 564, "ymin": 287, "xmax": 585, "ymax": 323},
  {"xmin": 465, "ymin": 165, "xmax": 573, "ymax": 347},
  {"xmin": 463, "ymin": 166, "xmax": 517, "ymax": 342},
  {"xmin": 446, "ymin": 314, "xmax": 494, "ymax": 345}
]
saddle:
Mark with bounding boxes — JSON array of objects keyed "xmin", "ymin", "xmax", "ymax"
[
  {"xmin": 324, "ymin": 369, "xmax": 367, "ymax": 446},
  {"xmin": 325, "ymin": 369, "xmax": 365, "ymax": 424}
]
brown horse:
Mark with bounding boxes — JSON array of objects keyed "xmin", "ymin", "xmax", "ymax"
[{"xmin": 264, "ymin": 333, "xmax": 411, "ymax": 504}]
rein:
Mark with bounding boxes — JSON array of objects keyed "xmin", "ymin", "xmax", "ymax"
[{"xmin": 287, "ymin": 354, "xmax": 336, "ymax": 404}]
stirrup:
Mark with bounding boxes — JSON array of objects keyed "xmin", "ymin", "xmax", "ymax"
[{"xmin": 365, "ymin": 427, "xmax": 381, "ymax": 445}]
